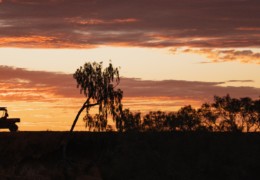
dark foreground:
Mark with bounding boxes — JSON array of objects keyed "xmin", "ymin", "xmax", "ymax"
[{"xmin": 0, "ymin": 132, "xmax": 260, "ymax": 180}]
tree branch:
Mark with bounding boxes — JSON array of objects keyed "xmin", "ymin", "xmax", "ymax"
[{"xmin": 85, "ymin": 103, "xmax": 99, "ymax": 108}]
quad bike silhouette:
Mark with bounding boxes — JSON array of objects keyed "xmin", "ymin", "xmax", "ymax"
[{"xmin": 0, "ymin": 107, "xmax": 20, "ymax": 132}]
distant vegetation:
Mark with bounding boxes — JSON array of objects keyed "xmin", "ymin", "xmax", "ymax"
[
  {"xmin": 116, "ymin": 94, "xmax": 260, "ymax": 132},
  {"xmin": 72, "ymin": 62, "xmax": 260, "ymax": 133}
]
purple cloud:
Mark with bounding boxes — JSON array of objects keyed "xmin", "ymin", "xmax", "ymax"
[
  {"xmin": 1, "ymin": 66, "xmax": 259, "ymax": 103},
  {"xmin": 0, "ymin": 0, "xmax": 260, "ymax": 49}
]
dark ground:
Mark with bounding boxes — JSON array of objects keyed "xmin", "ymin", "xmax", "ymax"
[{"xmin": 0, "ymin": 132, "xmax": 260, "ymax": 180}]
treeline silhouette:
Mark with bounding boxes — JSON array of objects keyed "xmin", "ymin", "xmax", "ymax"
[
  {"xmin": 72, "ymin": 62, "xmax": 260, "ymax": 133},
  {"xmin": 113, "ymin": 95, "xmax": 260, "ymax": 132}
]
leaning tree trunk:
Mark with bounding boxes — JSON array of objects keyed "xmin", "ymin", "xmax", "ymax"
[
  {"xmin": 62, "ymin": 98, "xmax": 89, "ymax": 160},
  {"xmin": 70, "ymin": 101, "xmax": 88, "ymax": 132},
  {"xmin": 62, "ymin": 98, "xmax": 99, "ymax": 159}
]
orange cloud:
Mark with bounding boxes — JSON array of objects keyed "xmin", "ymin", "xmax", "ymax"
[
  {"xmin": 0, "ymin": 36, "xmax": 96, "ymax": 48},
  {"xmin": 0, "ymin": 36, "xmax": 53, "ymax": 43},
  {"xmin": 178, "ymin": 48, "xmax": 260, "ymax": 64},
  {"xmin": 113, "ymin": 18, "xmax": 138, "ymax": 23}
]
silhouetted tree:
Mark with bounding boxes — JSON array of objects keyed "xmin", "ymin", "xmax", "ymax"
[
  {"xmin": 142, "ymin": 111, "xmax": 168, "ymax": 131},
  {"xmin": 176, "ymin": 105, "xmax": 201, "ymax": 131},
  {"xmin": 165, "ymin": 112, "xmax": 179, "ymax": 131},
  {"xmin": 212, "ymin": 95, "xmax": 242, "ymax": 132},
  {"xmin": 238, "ymin": 97, "xmax": 255, "ymax": 132},
  {"xmin": 116, "ymin": 109, "xmax": 141, "ymax": 132},
  {"xmin": 197, "ymin": 103, "xmax": 219, "ymax": 132},
  {"xmin": 70, "ymin": 62, "xmax": 123, "ymax": 132}
]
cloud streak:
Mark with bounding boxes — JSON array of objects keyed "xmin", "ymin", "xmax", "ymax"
[
  {"xmin": 1, "ymin": 66, "xmax": 259, "ymax": 104},
  {"xmin": 0, "ymin": 0, "xmax": 260, "ymax": 49},
  {"xmin": 0, "ymin": 66, "xmax": 78, "ymax": 101},
  {"xmin": 177, "ymin": 48, "xmax": 260, "ymax": 64},
  {"xmin": 119, "ymin": 78, "xmax": 260, "ymax": 101}
]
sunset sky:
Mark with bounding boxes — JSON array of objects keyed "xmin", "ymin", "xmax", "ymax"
[{"xmin": 0, "ymin": 0, "xmax": 259, "ymax": 131}]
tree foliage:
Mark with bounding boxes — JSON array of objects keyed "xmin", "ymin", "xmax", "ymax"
[
  {"xmin": 116, "ymin": 109, "xmax": 141, "ymax": 132},
  {"xmin": 142, "ymin": 111, "xmax": 168, "ymax": 132},
  {"xmin": 70, "ymin": 61, "xmax": 123, "ymax": 132}
]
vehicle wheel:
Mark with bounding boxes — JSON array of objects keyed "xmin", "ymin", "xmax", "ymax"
[{"xmin": 9, "ymin": 124, "xmax": 18, "ymax": 132}]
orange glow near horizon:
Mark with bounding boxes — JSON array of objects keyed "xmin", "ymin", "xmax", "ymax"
[{"xmin": 0, "ymin": 96, "xmax": 204, "ymax": 131}]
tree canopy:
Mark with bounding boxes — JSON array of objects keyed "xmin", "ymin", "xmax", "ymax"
[{"xmin": 70, "ymin": 61, "xmax": 123, "ymax": 132}]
